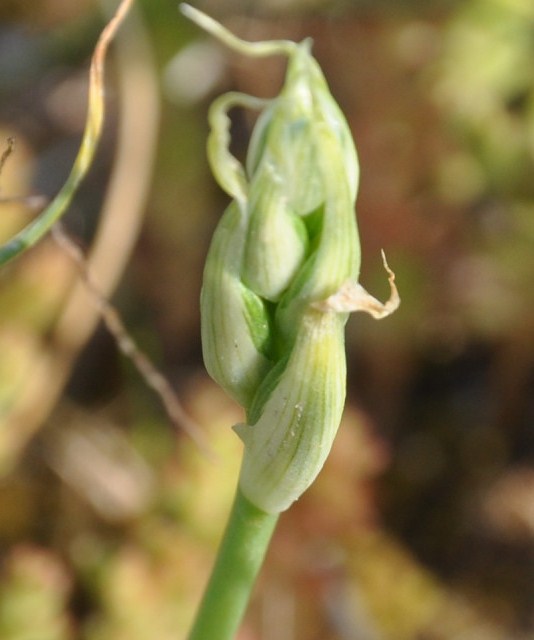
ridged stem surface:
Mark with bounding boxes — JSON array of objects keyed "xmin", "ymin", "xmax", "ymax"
[{"xmin": 187, "ymin": 488, "xmax": 278, "ymax": 640}]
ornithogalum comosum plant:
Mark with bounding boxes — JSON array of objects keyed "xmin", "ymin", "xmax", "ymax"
[{"xmin": 182, "ymin": 5, "xmax": 399, "ymax": 640}]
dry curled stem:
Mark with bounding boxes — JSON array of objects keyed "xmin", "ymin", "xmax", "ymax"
[
  {"xmin": 313, "ymin": 250, "xmax": 400, "ymax": 318},
  {"xmin": 0, "ymin": 137, "xmax": 15, "ymax": 183}
]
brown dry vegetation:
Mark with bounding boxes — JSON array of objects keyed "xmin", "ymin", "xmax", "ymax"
[{"xmin": 0, "ymin": 1, "xmax": 533, "ymax": 638}]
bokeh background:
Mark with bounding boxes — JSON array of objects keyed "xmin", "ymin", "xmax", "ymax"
[{"xmin": 0, "ymin": 0, "xmax": 533, "ymax": 638}]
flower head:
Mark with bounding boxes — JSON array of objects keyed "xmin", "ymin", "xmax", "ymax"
[{"xmin": 183, "ymin": 4, "xmax": 399, "ymax": 513}]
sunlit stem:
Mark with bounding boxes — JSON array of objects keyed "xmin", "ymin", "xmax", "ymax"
[{"xmin": 187, "ymin": 488, "xmax": 278, "ymax": 640}]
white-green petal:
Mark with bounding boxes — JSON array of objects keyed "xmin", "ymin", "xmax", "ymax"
[
  {"xmin": 200, "ymin": 201, "xmax": 271, "ymax": 407},
  {"xmin": 275, "ymin": 124, "xmax": 360, "ymax": 343},
  {"xmin": 242, "ymin": 162, "xmax": 308, "ymax": 302},
  {"xmin": 234, "ymin": 310, "xmax": 347, "ymax": 513},
  {"xmin": 246, "ymin": 42, "xmax": 359, "ymax": 212}
]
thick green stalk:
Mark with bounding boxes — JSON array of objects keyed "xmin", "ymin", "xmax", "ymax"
[{"xmin": 187, "ymin": 488, "xmax": 279, "ymax": 640}]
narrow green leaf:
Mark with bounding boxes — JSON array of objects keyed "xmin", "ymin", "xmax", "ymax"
[{"xmin": 0, "ymin": 0, "xmax": 133, "ymax": 267}]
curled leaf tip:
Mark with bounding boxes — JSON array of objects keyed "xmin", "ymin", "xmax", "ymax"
[
  {"xmin": 181, "ymin": 4, "xmax": 296, "ymax": 58},
  {"xmin": 313, "ymin": 250, "xmax": 400, "ymax": 319},
  {"xmin": 179, "ymin": 3, "xmax": 210, "ymax": 26}
]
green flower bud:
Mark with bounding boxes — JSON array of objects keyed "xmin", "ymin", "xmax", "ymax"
[
  {"xmin": 200, "ymin": 200, "xmax": 272, "ymax": 408},
  {"xmin": 247, "ymin": 42, "xmax": 360, "ymax": 213},
  {"xmin": 274, "ymin": 124, "xmax": 360, "ymax": 345},
  {"xmin": 234, "ymin": 310, "xmax": 346, "ymax": 513},
  {"xmin": 185, "ymin": 4, "xmax": 400, "ymax": 513},
  {"xmin": 242, "ymin": 162, "xmax": 308, "ymax": 302}
]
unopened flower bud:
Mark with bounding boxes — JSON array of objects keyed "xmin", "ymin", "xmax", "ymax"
[
  {"xmin": 184, "ymin": 4, "xmax": 400, "ymax": 514},
  {"xmin": 242, "ymin": 163, "xmax": 308, "ymax": 302},
  {"xmin": 200, "ymin": 201, "xmax": 272, "ymax": 408},
  {"xmin": 234, "ymin": 310, "xmax": 346, "ymax": 513}
]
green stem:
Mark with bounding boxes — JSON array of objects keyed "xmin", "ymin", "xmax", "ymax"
[{"xmin": 187, "ymin": 487, "xmax": 279, "ymax": 640}]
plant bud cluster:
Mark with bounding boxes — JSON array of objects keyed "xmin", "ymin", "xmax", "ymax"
[{"xmin": 191, "ymin": 7, "xmax": 398, "ymax": 513}]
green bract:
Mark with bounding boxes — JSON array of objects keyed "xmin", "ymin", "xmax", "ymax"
[{"xmin": 184, "ymin": 5, "xmax": 399, "ymax": 514}]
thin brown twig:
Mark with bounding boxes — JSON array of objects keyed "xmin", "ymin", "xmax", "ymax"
[
  {"xmin": 0, "ymin": 1, "xmax": 165, "ymax": 465},
  {"xmin": 52, "ymin": 224, "xmax": 214, "ymax": 458},
  {"xmin": 0, "ymin": 137, "xmax": 15, "ymax": 185},
  {"xmin": 0, "ymin": 138, "xmax": 49, "ymax": 216}
]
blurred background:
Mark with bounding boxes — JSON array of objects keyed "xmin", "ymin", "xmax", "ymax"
[{"xmin": 0, "ymin": 0, "xmax": 533, "ymax": 638}]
